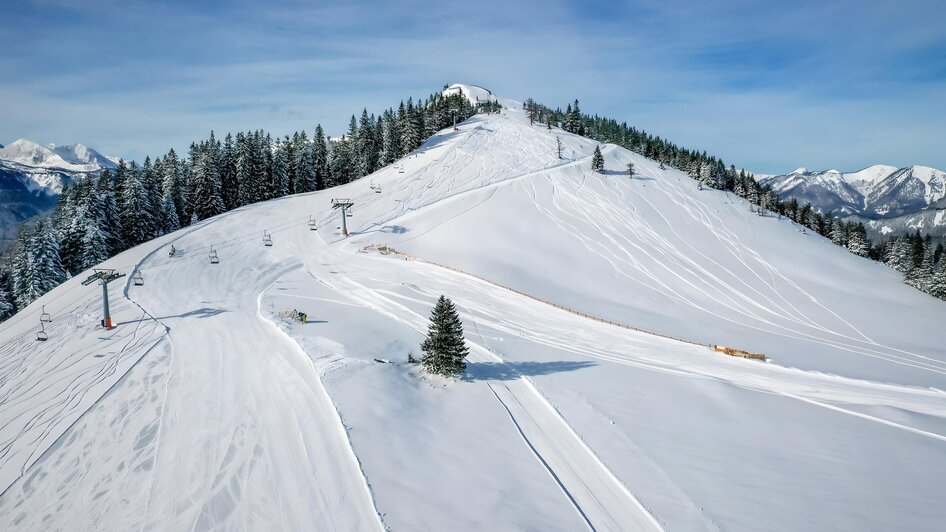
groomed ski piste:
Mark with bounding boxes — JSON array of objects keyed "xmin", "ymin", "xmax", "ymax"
[{"xmin": 1, "ymin": 85, "xmax": 945, "ymax": 531}]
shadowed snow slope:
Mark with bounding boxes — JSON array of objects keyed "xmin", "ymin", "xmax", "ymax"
[{"xmin": 1, "ymin": 97, "xmax": 945, "ymax": 531}]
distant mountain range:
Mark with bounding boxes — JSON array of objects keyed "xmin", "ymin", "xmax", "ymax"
[
  {"xmin": 756, "ymin": 165, "xmax": 946, "ymax": 240},
  {"xmin": 0, "ymin": 139, "xmax": 117, "ymax": 251}
]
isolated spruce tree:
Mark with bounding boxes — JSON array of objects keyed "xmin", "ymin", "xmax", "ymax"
[
  {"xmin": 421, "ymin": 295, "xmax": 469, "ymax": 376},
  {"xmin": 591, "ymin": 146, "xmax": 605, "ymax": 173},
  {"xmin": 627, "ymin": 162, "xmax": 635, "ymax": 178}
]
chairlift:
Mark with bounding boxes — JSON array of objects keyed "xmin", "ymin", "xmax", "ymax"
[
  {"xmin": 133, "ymin": 271, "xmax": 144, "ymax": 286},
  {"xmin": 308, "ymin": 215, "xmax": 318, "ymax": 231},
  {"xmin": 40, "ymin": 305, "xmax": 52, "ymax": 323},
  {"xmin": 398, "ymin": 165, "xmax": 405, "ymax": 174},
  {"xmin": 369, "ymin": 181, "xmax": 382, "ymax": 193},
  {"xmin": 168, "ymin": 244, "xmax": 177, "ymax": 258},
  {"xmin": 209, "ymin": 246, "xmax": 220, "ymax": 264},
  {"xmin": 263, "ymin": 230, "xmax": 273, "ymax": 247},
  {"xmin": 36, "ymin": 322, "xmax": 48, "ymax": 342}
]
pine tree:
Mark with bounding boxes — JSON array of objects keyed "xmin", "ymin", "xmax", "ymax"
[
  {"xmin": 627, "ymin": 162, "xmax": 635, "ymax": 178},
  {"xmin": 120, "ymin": 165, "xmax": 153, "ymax": 247},
  {"xmin": 929, "ymin": 261, "xmax": 946, "ymax": 300},
  {"xmin": 421, "ymin": 295, "xmax": 469, "ymax": 376},
  {"xmin": 236, "ymin": 132, "xmax": 256, "ymax": 206},
  {"xmin": 313, "ymin": 124, "xmax": 329, "ymax": 190},
  {"xmin": 12, "ymin": 220, "xmax": 66, "ymax": 308},
  {"xmin": 220, "ymin": 133, "xmax": 239, "ymax": 209},
  {"xmin": 591, "ymin": 146, "xmax": 605, "ymax": 173},
  {"xmin": 0, "ymin": 273, "xmax": 14, "ymax": 321},
  {"xmin": 191, "ymin": 150, "xmax": 226, "ymax": 221},
  {"xmin": 272, "ymin": 140, "xmax": 290, "ymax": 197},
  {"xmin": 846, "ymin": 224, "xmax": 870, "ymax": 257},
  {"xmin": 96, "ymin": 171, "xmax": 124, "ymax": 253},
  {"xmin": 142, "ymin": 156, "xmax": 162, "ymax": 239},
  {"xmin": 906, "ymin": 243, "xmax": 935, "ymax": 292},
  {"xmin": 161, "ymin": 149, "xmax": 186, "ymax": 225},
  {"xmin": 72, "ymin": 185, "xmax": 110, "ymax": 271}
]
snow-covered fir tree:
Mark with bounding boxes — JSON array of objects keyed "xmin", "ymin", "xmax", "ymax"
[
  {"xmin": 272, "ymin": 140, "xmax": 290, "ymax": 197},
  {"xmin": 929, "ymin": 260, "xmax": 946, "ymax": 300},
  {"xmin": 191, "ymin": 150, "xmax": 226, "ymax": 221},
  {"xmin": 421, "ymin": 295, "xmax": 469, "ymax": 376},
  {"xmin": 313, "ymin": 124, "xmax": 329, "ymax": 190},
  {"xmin": 0, "ymin": 274, "xmax": 14, "ymax": 321},
  {"xmin": 591, "ymin": 146, "xmax": 605, "ymax": 173},
  {"xmin": 12, "ymin": 220, "xmax": 66, "ymax": 308},
  {"xmin": 906, "ymin": 243, "xmax": 935, "ymax": 292},
  {"xmin": 120, "ymin": 164, "xmax": 154, "ymax": 247}
]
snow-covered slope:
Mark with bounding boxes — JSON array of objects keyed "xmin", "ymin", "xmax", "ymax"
[
  {"xmin": 759, "ymin": 164, "xmax": 946, "ymax": 224},
  {"xmin": 2, "ymin": 98, "xmax": 945, "ymax": 531}
]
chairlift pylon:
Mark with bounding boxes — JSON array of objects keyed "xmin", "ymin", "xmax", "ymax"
[
  {"xmin": 209, "ymin": 246, "xmax": 220, "ymax": 264},
  {"xmin": 40, "ymin": 305, "xmax": 52, "ymax": 323},
  {"xmin": 133, "ymin": 271, "xmax": 144, "ymax": 286},
  {"xmin": 36, "ymin": 322, "xmax": 48, "ymax": 342},
  {"xmin": 263, "ymin": 230, "xmax": 273, "ymax": 247}
]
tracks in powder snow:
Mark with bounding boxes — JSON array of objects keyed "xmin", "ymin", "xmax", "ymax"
[{"xmin": 306, "ymin": 262, "xmax": 663, "ymax": 532}]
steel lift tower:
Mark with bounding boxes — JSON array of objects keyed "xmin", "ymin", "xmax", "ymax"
[
  {"xmin": 82, "ymin": 269, "xmax": 126, "ymax": 329},
  {"xmin": 331, "ymin": 198, "xmax": 354, "ymax": 236}
]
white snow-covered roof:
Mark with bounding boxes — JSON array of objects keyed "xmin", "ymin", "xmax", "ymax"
[{"xmin": 442, "ymin": 83, "xmax": 496, "ymax": 105}]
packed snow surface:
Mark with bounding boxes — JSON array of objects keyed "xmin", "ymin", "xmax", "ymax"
[{"xmin": 2, "ymin": 95, "xmax": 945, "ymax": 531}]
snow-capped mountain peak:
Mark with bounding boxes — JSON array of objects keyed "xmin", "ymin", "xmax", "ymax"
[
  {"xmin": 0, "ymin": 139, "xmax": 116, "ymax": 173},
  {"xmin": 48, "ymin": 142, "xmax": 117, "ymax": 169},
  {"xmin": 759, "ymin": 163, "xmax": 946, "ymax": 220}
]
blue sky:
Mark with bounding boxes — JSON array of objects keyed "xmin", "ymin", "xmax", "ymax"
[{"xmin": 1, "ymin": 0, "xmax": 944, "ymax": 174}]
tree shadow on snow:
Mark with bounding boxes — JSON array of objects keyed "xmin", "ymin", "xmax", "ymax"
[{"xmin": 463, "ymin": 360, "xmax": 596, "ymax": 382}]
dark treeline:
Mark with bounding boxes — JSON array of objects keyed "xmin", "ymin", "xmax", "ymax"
[
  {"xmin": 525, "ymin": 97, "xmax": 946, "ymax": 301},
  {"xmin": 0, "ymin": 88, "xmax": 490, "ymax": 320}
]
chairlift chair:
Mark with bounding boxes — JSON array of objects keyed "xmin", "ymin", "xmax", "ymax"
[
  {"xmin": 209, "ymin": 246, "xmax": 220, "ymax": 264},
  {"xmin": 40, "ymin": 305, "xmax": 52, "ymax": 323},
  {"xmin": 36, "ymin": 323, "xmax": 48, "ymax": 342},
  {"xmin": 263, "ymin": 230, "xmax": 273, "ymax": 247},
  {"xmin": 133, "ymin": 271, "xmax": 144, "ymax": 286},
  {"xmin": 308, "ymin": 215, "xmax": 318, "ymax": 231}
]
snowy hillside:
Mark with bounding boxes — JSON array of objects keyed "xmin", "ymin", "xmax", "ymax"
[
  {"xmin": 2, "ymin": 97, "xmax": 945, "ymax": 531},
  {"xmin": 759, "ymin": 164, "xmax": 946, "ymax": 229}
]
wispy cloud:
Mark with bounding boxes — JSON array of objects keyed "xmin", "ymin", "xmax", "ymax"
[{"xmin": 1, "ymin": 0, "xmax": 944, "ymax": 173}]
